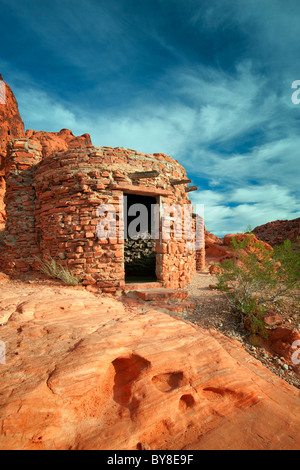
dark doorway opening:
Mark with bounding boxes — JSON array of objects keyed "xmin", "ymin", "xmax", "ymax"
[{"xmin": 123, "ymin": 193, "xmax": 158, "ymax": 283}]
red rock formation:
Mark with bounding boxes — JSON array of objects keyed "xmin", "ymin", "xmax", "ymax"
[
  {"xmin": 207, "ymin": 233, "xmax": 300, "ymax": 366},
  {"xmin": 205, "ymin": 232, "xmax": 273, "ymax": 269},
  {"xmin": 204, "ymin": 227, "xmax": 229, "ymax": 267},
  {"xmin": 0, "ymin": 78, "xmax": 25, "ymax": 224},
  {"xmin": 0, "ymin": 80, "xmax": 25, "ymax": 167},
  {"xmin": 223, "ymin": 232, "xmax": 272, "ymax": 252},
  {"xmin": 265, "ymin": 327, "xmax": 300, "ymax": 363},
  {"xmin": 0, "ymin": 77, "xmax": 92, "ymax": 226},
  {"xmin": 25, "ymin": 128, "xmax": 92, "ymax": 158},
  {"xmin": 0, "ymin": 281, "xmax": 299, "ymax": 450},
  {"xmin": 253, "ymin": 218, "xmax": 300, "ymax": 246},
  {"xmin": 205, "ymin": 227, "xmax": 222, "ymax": 245}
]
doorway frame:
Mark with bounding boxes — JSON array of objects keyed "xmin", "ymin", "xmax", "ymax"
[{"xmin": 122, "ymin": 191, "xmax": 161, "ymax": 284}]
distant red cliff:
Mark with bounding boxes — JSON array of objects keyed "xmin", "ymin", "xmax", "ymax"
[
  {"xmin": 0, "ymin": 76, "xmax": 92, "ymax": 225},
  {"xmin": 252, "ymin": 218, "xmax": 300, "ymax": 246}
]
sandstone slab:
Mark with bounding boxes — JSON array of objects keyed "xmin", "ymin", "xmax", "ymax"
[
  {"xmin": 0, "ymin": 282, "xmax": 299, "ymax": 450},
  {"xmin": 134, "ymin": 288, "xmax": 188, "ymax": 301}
]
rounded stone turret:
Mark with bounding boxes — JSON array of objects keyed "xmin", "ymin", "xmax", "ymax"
[
  {"xmin": 33, "ymin": 146, "xmax": 200, "ymax": 292},
  {"xmin": 1, "ymin": 142, "xmax": 205, "ymax": 293}
]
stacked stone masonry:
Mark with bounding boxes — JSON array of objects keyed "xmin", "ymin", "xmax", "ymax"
[
  {"xmin": 1, "ymin": 138, "xmax": 205, "ymax": 294},
  {"xmin": 124, "ymin": 235, "xmax": 156, "ymax": 278}
]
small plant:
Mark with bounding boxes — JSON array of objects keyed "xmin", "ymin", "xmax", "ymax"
[
  {"xmin": 215, "ymin": 235, "xmax": 300, "ymax": 338},
  {"xmin": 37, "ymin": 256, "xmax": 80, "ymax": 286},
  {"xmin": 244, "ymin": 224, "xmax": 253, "ymax": 234}
]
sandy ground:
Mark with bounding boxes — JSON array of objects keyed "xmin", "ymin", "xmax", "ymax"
[{"xmin": 185, "ymin": 272, "xmax": 300, "ymax": 389}]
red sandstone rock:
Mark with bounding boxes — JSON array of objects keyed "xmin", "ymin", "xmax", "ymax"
[
  {"xmin": 0, "ymin": 78, "xmax": 92, "ymax": 226},
  {"xmin": 206, "ymin": 232, "xmax": 299, "ymax": 369},
  {"xmin": 223, "ymin": 233, "xmax": 272, "ymax": 251},
  {"xmin": 263, "ymin": 313, "xmax": 283, "ymax": 327},
  {"xmin": 0, "ymin": 78, "xmax": 25, "ymax": 224},
  {"xmin": 205, "ymin": 240, "xmax": 232, "ymax": 262},
  {"xmin": 253, "ymin": 218, "xmax": 300, "ymax": 246},
  {"xmin": 134, "ymin": 288, "xmax": 188, "ymax": 301},
  {"xmin": 0, "ymin": 80, "xmax": 25, "ymax": 170},
  {"xmin": 205, "ymin": 228, "xmax": 222, "ymax": 245},
  {"xmin": 0, "ymin": 282, "xmax": 299, "ymax": 450},
  {"xmin": 208, "ymin": 264, "xmax": 221, "ymax": 274},
  {"xmin": 265, "ymin": 327, "xmax": 300, "ymax": 365},
  {"xmin": 205, "ymin": 232, "xmax": 273, "ymax": 272},
  {"xmin": 25, "ymin": 128, "xmax": 92, "ymax": 158}
]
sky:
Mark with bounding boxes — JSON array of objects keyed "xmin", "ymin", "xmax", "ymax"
[{"xmin": 0, "ymin": 0, "xmax": 299, "ymax": 236}]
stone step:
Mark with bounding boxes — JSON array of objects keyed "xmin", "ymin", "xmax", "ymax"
[
  {"xmin": 133, "ymin": 288, "xmax": 188, "ymax": 302},
  {"xmin": 123, "ymin": 281, "xmax": 163, "ymax": 292},
  {"xmin": 122, "ymin": 294, "xmax": 195, "ymax": 314},
  {"xmin": 122, "ymin": 287, "xmax": 195, "ymax": 316}
]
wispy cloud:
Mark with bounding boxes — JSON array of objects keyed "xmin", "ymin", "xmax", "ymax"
[
  {"xmin": 2, "ymin": 0, "xmax": 299, "ymax": 237},
  {"xmin": 191, "ymin": 184, "xmax": 299, "ymax": 237},
  {"xmin": 15, "ymin": 56, "xmax": 300, "ymax": 237}
]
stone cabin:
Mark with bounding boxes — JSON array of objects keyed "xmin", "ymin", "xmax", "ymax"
[{"xmin": 1, "ymin": 138, "xmax": 205, "ymax": 294}]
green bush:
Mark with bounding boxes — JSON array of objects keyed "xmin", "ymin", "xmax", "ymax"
[
  {"xmin": 244, "ymin": 224, "xmax": 253, "ymax": 234},
  {"xmin": 215, "ymin": 235, "xmax": 300, "ymax": 338},
  {"xmin": 37, "ymin": 256, "xmax": 80, "ymax": 286}
]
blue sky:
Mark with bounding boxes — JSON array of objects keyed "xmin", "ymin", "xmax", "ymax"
[{"xmin": 0, "ymin": 0, "xmax": 299, "ymax": 236}]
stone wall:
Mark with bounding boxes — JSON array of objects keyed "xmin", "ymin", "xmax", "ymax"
[
  {"xmin": 193, "ymin": 213, "xmax": 205, "ymax": 271},
  {"xmin": 124, "ymin": 235, "xmax": 156, "ymax": 279},
  {"xmin": 1, "ymin": 140, "xmax": 205, "ymax": 294},
  {"xmin": 2, "ymin": 139, "xmax": 42, "ymax": 272}
]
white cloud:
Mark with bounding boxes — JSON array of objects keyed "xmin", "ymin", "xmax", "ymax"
[
  {"xmin": 17, "ymin": 87, "xmax": 77, "ymax": 132},
  {"xmin": 231, "ymin": 185, "xmax": 298, "ymax": 207},
  {"xmin": 191, "ymin": 184, "xmax": 300, "ymax": 236},
  {"xmin": 12, "ymin": 38, "xmax": 299, "ymax": 240},
  {"xmin": 16, "ymin": 73, "xmax": 299, "ymax": 239},
  {"xmin": 192, "ymin": 136, "xmax": 300, "ymax": 192},
  {"xmin": 15, "ymin": 81, "xmax": 197, "ymax": 155}
]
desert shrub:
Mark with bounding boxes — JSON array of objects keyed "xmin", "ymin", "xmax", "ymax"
[
  {"xmin": 37, "ymin": 256, "xmax": 80, "ymax": 286},
  {"xmin": 215, "ymin": 235, "xmax": 300, "ymax": 338},
  {"xmin": 244, "ymin": 224, "xmax": 253, "ymax": 234}
]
